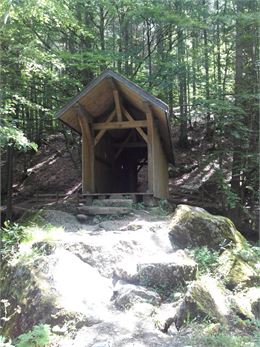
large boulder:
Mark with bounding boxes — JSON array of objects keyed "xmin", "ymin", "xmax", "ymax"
[
  {"xmin": 112, "ymin": 282, "xmax": 161, "ymax": 310},
  {"xmin": 217, "ymin": 248, "xmax": 260, "ymax": 289},
  {"xmin": 137, "ymin": 257, "xmax": 197, "ymax": 292},
  {"xmin": 233, "ymin": 287, "xmax": 260, "ymax": 320},
  {"xmin": 187, "ymin": 275, "xmax": 233, "ymax": 324},
  {"xmin": 162, "ymin": 275, "xmax": 234, "ymax": 332},
  {"xmin": 114, "ymin": 251, "xmax": 197, "ymax": 293},
  {"xmin": 169, "ymin": 205, "xmax": 246, "ymax": 250},
  {"xmin": 1, "ymin": 248, "xmax": 113, "ymax": 338}
]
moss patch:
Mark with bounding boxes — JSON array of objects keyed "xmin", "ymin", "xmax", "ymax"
[{"xmin": 169, "ymin": 205, "xmax": 247, "ymax": 250}]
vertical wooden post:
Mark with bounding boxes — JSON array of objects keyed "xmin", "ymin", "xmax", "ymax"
[
  {"xmin": 113, "ymin": 90, "xmax": 122, "ymax": 122},
  {"xmin": 108, "ymin": 77, "xmax": 122, "ymax": 122},
  {"xmin": 144, "ymin": 102, "xmax": 155, "ymax": 194},
  {"xmin": 78, "ymin": 113, "xmax": 95, "ymax": 193}
]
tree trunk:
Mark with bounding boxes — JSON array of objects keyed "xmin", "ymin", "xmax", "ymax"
[
  {"xmin": 215, "ymin": 0, "xmax": 221, "ymax": 96},
  {"xmin": 203, "ymin": 0, "xmax": 211, "ymax": 138},
  {"xmin": 6, "ymin": 145, "xmax": 14, "ymax": 221},
  {"xmin": 229, "ymin": 0, "xmax": 259, "ymax": 237},
  {"xmin": 177, "ymin": 25, "xmax": 189, "ymax": 148},
  {"xmin": 146, "ymin": 20, "xmax": 152, "ymax": 88}
]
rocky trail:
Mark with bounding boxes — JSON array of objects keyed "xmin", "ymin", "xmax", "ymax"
[
  {"xmin": 2, "ymin": 209, "xmax": 192, "ymax": 346},
  {"xmin": 1, "ymin": 205, "xmax": 260, "ymax": 346}
]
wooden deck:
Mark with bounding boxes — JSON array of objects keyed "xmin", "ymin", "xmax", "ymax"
[{"xmin": 29, "ymin": 191, "xmax": 156, "ymax": 205}]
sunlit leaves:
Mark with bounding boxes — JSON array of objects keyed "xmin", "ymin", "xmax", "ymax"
[{"xmin": 0, "ymin": 124, "xmax": 38, "ymax": 151}]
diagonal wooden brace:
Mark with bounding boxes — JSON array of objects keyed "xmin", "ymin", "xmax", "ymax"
[
  {"xmin": 122, "ymin": 107, "xmax": 148, "ymax": 143},
  {"xmin": 94, "ymin": 109, "xmax": 116, "ymax": 146}
]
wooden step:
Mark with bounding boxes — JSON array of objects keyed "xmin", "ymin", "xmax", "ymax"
[
  {"xmin": 78, "ymin": 206, "xmax": 131, "ymax": 215},
  {"xmin": 92, "ymin": 199, "xmax": 133, "ymax": 208}
]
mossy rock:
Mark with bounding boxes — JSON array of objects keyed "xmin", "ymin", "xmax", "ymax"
[
  {"xmin": 169, "ymin": 275, "xmax": 234, "ymax": 331},
  {"xmin": 137, "ymin": 258, "xmax": 197, "ymax": 294},
  {"xmin": 0, "ymin": 256, "xmax": 59, "ymax": 338},
  {"xmin": 217, "ymin": 248, "xmax": 260, "ymax": 290},
  {"xmin": 112, "ymin": 283, "xmax": 161, "ymax": 310},
  {"xmin": 187, "ymin": 275, "xmax": 233, "ymax": 324},
  {"xmin": 169, "ymin": 205, "xmax": 246, "ymax": 250},
  {"xmin": 1, "ymin": 247, "xmax": 113, "ymax": 339},
  {"xmin": 233, "ymin": 287, "xmax": 260, "ymax": 320}
]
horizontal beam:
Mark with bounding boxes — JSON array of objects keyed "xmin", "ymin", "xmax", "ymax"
[
  {"xmin": 93, "ymin": 120, "xmax": 147, "ymax": 130},
  {"xmin": 80, "ymin": 192, "xmax": 153, "ymax": 196}
]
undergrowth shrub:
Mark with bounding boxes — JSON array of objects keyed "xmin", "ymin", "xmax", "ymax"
[
  {"xmin": 196, "ymin": 330, "xmax": 260, "ymax": 347},
  {"xmin": 192, "ymin": 320, "xmax": 260, "ymax": 347},
  {"xmin": 191, "ymin": 246, "xmax": 219, "ymax": 274},
  {"xmin": 15, "ymin": 324, "xmax": 51, "ymax": 347},
  {"xmin": 0, "ymin": 222, "xmax": 31, "ymax": 260},
  {"xmin": 0, "ymin": 324, "xmax": 52, "ymax": 347}
]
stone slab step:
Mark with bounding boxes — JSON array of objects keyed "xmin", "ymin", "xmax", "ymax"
[
  {"xmin": 92, "ymin": 199, "xmax": 133, "ymax": 208},
  {"xmin": 78, "ymin": 206, "xmax": 131, "ymax": 215}
]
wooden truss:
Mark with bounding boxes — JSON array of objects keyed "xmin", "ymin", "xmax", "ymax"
[{"xmin": 76, "ymin": 84, "xmax": 155, "ymax": 194}]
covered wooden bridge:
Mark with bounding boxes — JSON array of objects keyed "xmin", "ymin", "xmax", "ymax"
[{"xmin": 56, "ymin": 70, "xmax": 174, "ymax": 199}]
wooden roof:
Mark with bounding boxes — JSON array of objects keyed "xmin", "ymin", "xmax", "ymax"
[{"xmin": 56, "ymin": 69, "xmax": 174, "ymax": 164}]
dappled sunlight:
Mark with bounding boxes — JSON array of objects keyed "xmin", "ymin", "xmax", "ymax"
[
  {"xmin": 64, "ymin": 181, "xmax": 82, "ymax": 195},
  {"xmin": 27, "ymin": 224, "xmax": 65, "ymax": 242},
  {"xmin": 199, "ymin": 275, "xmax": 230, "ymax": 317},
  {"xmin": 2, "ymin": 0, "xmax": 258, "ymax": 345},
  {"xmin": 17, "ymin": 224, "xmax": 65, "ymax": 258},
  {"xmin": 51, "ymin": 249, "xmax": 112, "ymax": 318},
  {"xmin": 181, "ymin": 160, "xmax": 220, "ymax": 191},
  {"xmin": 3, "ymin": 205, "xmax": 259, "ymax": 346},
  {"xmin": 27, "ymin": 153, "xmax": 59, "ymax": 174}
]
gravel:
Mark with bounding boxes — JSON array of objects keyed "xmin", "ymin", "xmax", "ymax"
[{"xmin": 42, "ymin": 209, "xmax": 83, "ymax": 232}]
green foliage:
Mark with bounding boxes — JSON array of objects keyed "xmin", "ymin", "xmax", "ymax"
[
  {"xmin": 158, "ymin": 199, "xmax": 173, "ymax": 215},
  {"xmin": 215, "ymin": 172, "xmax": 240, "ymax": 210},
  {"xmin": 195, "ymin": 330, "xmax": 260, "ymax": 347},
  {"xmin": 191, "ymin": 320, "xmax": 260, "ymax": 347},
  {"xmin": 191, "ymin": 246, "xmax": 220, "ymax": 274},
  {"xmin": 233, "ymin": 244, "xmax": 260, "ymax": 264},
  {"xmin": 0, "ymin": 222, "xmax": 32, "ymax": 260},
  {"xmin": 133, "ymin": 202, "xmax": 146, "ymax": 210},
  {"xmin": 15, "ymin": 324, "xmax": 51, "ymax": 347},
  {"xmin": 0, "ymin": 124, "xmax": 38, "ymax": 151}
]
